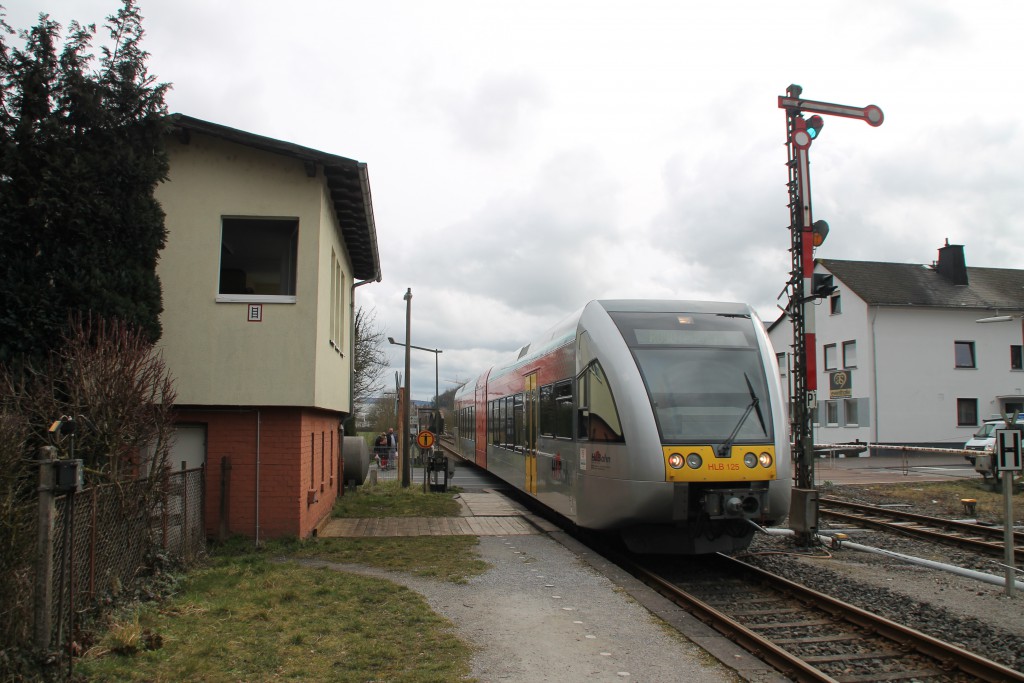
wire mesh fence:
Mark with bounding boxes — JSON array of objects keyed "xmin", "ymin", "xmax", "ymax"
[{"xmin": 3, "ymin": 464, "xmax": 206, "ymax": 655}]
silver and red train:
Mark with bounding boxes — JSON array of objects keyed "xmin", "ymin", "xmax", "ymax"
[{"xmin": 452, "ymin": 299, "xmax": 791, "ymax": 554}]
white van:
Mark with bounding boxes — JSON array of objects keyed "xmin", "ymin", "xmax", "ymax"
[{"xmin": 963, "ymin": 415, "xmax": 1024, "ymax": 465}]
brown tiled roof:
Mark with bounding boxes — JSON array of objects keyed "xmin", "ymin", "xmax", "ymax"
[
  {"xmin": 818, "ymin": 258, "xmax": 1024, "ymax": 311},
  {"xmin": 167, "ymin": 114, "xmax": 381, "ymax": 281}
]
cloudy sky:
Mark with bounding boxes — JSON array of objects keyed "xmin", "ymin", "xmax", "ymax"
[{"xmin": 8, "ymin": 1, "xmax": 1024, "ymax": 401}]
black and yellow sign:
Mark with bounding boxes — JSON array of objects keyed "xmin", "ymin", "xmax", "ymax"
[
  {"xmin": 829, "ymin": 371, "xmax": 852, "ymax": 398},
  {"xmin": 416, "ymin": 430, "xmax": 435, "ymax": 449}
]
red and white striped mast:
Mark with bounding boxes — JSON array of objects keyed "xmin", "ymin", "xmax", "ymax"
[{"xmin": 780, "ymin": 85, "xmax": 883, "ymax": 545}]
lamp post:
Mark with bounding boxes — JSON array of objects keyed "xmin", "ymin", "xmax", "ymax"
[{"xmin": 388, "ymin": 337, "xmax": 442, "ymax": 411}]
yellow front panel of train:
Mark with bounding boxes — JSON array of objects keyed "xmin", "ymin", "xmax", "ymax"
[{"xmin": 663, "ymin": 445, "xmax": 777, "ymax": 482}]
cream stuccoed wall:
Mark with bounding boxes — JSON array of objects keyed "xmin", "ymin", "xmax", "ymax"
[{"xmin": 155, "ymin": 133, "xmax": 352, "ymax": 411}]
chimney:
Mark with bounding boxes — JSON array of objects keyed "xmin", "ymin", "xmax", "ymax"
[{"xmin": 935, "ymin": 239, "xmax": 968, "ymax": 286}]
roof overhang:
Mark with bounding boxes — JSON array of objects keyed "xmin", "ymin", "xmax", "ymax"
[{"xmin": 167, "ymin": 114, "xmax": 381, "ymax": 281}]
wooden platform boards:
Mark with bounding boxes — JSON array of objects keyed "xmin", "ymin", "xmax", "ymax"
[{"xmin": 319, "ymin": 490, "xmax": 560, "ymax": 538}]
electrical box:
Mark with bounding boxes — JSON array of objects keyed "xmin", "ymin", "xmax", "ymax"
[
  {"xmin": 53, "ymin": 459, "xmax": 84, "ymax": 494},
  {"xmin": 790, "ymin": 487, "xmax": 819, "ymax": 535}
]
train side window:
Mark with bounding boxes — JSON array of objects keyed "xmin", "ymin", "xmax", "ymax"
[
  {"xmin": 540, "ymin": 384, "xmax": 555, "ymax": 437},
  {"xmin": 553, "ymin": 381, "xmax": 573, "ymax": 438},
  {"xmin": 540, "ymin": 382, "xmax": 573, "ymax": 438},
  {"xmin": 513, "ymin": 393, "xmax": 525, "ymax": 451},
  {"xmin": 490, "ymin": 400, "xmax": 500, "ymax": 446},
  {"xmin": 576, "ymin": 362, "xmax": 624, "ymax": 443}
]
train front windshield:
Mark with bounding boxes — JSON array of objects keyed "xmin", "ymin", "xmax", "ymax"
[{"xmin": 610, "ymin": 311, "xmax": 773, "ymax": 443}]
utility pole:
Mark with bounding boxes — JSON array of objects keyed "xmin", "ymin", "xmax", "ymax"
[
  {"xmin": 780, "ymin": 85, "xmax": 883, "ymax": 545},
  {"xmin": 402, "ymin": 288, "xmax": 412, "ymax": 488}
]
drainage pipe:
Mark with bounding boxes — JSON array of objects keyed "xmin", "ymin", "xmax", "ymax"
[
  {"xmin": 255, "ymin": 409, "xmax": 261, "ymax": 547},
  {"xmin": 757, "ymin": 525, "xmax": 1024, "ymax": 591}
]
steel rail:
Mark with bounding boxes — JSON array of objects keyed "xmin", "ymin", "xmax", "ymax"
[
  {"xmin": 719, "ymin": 556, "xmax": 1024, "ymax": 682},
  {"xmin": 623, "ymin": 553, "xmax": 1024, "ymax": 682},
  {"xmin": 820, "ymin": 497, "xmax": 1024, "ymax": 558},
  {"xmin": 624, "ymin": 558, "xmax": 838, "ymax": 682}
]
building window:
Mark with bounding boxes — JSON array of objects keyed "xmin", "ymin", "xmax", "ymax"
[
  {"xmin": 823, "ymin": 344, "xmax": 837, "ymax": 371},
  {"xmin": 825, "ymin": 400, "xmax": 839, "ymax": 426},
  {"xmin": 842, "ymin": 341, "xmax": 857, "ymax": 368},
  {"xmin": 954, "ymin": 341, "xmax": 975, "ymax": 368},
  {"xmin": 218, "ymin": 217, "xmax": 298, "ymax": 302},
  {"xmin": 776, "ymin": 352, "xmax": 787, "ymax": 378},
  {"xmin": 843, "ymin": 398, "xmax": 859, "ymax": 426},
  {"xmin": 830, "ymin": 294, "xmax": 841, "ymax": 315},
  {"xmin": 1012, "ymin": 345, "xmax": 1022, "ymax": 370},
  {"xmin": 329, "ymin": 250, "xmax": 345, "ymax": 351},
  {"xmin": 957, "ymin": 398, "xmax": 978, "ymax": 427}
]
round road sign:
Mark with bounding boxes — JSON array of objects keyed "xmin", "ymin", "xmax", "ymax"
[{"xmin": 417, "ymin": 430, "xmax": 435, "ymax": 449}]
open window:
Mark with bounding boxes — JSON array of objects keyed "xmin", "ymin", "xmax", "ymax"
[{"xmin": 218, "ymin": 217, "xmax": 299, "ymax": 302}]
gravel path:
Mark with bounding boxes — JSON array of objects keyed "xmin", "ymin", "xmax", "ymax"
[{"xmin": 301, "ymin": 534, "xmax": 739, "ymax": 683}]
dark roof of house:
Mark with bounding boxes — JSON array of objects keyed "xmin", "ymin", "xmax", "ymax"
[
  {"xmin": 167, "ymin": 114, "xmax": 381, "ymax": 281},
  {"xmin": 819, "ymin": 258, "xmax": 1024, "ymax": 312}
]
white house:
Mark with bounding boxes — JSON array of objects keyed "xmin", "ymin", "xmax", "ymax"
[{"xmin": 769, "ymin": 242, "xmax": 1024, "ymax": 449}]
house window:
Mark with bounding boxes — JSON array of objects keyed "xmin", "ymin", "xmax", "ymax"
[
  {"xmin": 957, "ymin": 398, "xmax": 978, "ymax": 427},
  {"xmin": 823, "ymin": 344, "xmax": 837, "ymax": 371},
  {"xmin": 842, "ymin": 341, "xmax": 857, "ymax": 368},
  {"xmin": 830, "ymin": 294, "xmax": 841, "ymax": 315},
  {"xmin": 218, "ymin": 217, "xmax": 298, "ymax": 302},
  {"xmin": 954, "ymin": 341, "xmax": 975, "ymax": 368},
  {"xmin": 843, "ymin": 398, "xmax": 859, "ymax": 426},
  {"xmin": 776, "ymin": 352, "xmax": 787, "ymax": 379},
  {"xmin": 329, "ymin": 250, "xmax": 345, "ymax": 351},
  {"xmin": 825, "ymin": 400, "xmax": 839, "ymax": 426},
  {"xmin": 1012, "ymin": 345, "xmax": 1022, "ymax": 370}
]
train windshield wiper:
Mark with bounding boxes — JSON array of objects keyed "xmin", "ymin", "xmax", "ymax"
[{"xmin": 718, "ymin": 373, "xmax": 767, "ymax": 456}]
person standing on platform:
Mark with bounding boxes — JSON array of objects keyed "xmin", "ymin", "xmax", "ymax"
[
  {"xmin": 374, "ymin": 432, "xmax": 388, "ymax": 469},
  {"xmin": 387, "ymin": 427, "xmax": 398, "ymax": 470}
]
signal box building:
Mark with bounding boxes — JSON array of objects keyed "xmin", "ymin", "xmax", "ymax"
[
  {"xmin": 769, "ymin": 242, "xmax": 1024, "ymax": 450},
  {"xmin": 154, "ymin": 114, "xmax": 380, "ymax": 540}
]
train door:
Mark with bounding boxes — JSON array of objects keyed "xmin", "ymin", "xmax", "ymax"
[{"xmin": 525, "ymin": 373, "xmax": 538, "ymax": 495}]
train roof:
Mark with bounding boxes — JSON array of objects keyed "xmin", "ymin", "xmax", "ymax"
[{"xmin": 455, "ymin": 299, "xmax": 757, "ymax": 399}]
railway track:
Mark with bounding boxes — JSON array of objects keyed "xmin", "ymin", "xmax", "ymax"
[
  {"xmin": 819, "ymin": 496, "xmax": 1024, "ymax": 563},
  {"xmin": 628, "ymin": 553, "xmax": 1024, "ymax": 682}
]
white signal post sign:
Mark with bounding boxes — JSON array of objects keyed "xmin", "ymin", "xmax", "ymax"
[
  {"xmin": 995, "ymin": 428, "xmax": 1020, "ymax": 596},
  {"xmin": 996, "ymin": 429, "xmax": 1022, "ymax": 471}
]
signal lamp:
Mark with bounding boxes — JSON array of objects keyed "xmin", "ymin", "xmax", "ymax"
[
  {"xmin": 813, "ymin": 273, "xmax": 838, "ymax": 298},
  {"xmin": 668, "ymin": 453, "xmax": 684, "ymax": 469},
  {"xmin": 810, "ymin": 219, "xmax": 829, "ymax": 247},
  {"xmin": 805, "ymin": 115, "xmax": 824, "ymax": 139},
  {"xmin": 686, "ymin": 453, "xmax": 703, "ymax": 469},
  {"xmin": 759, "ymin": 452, "xmax": 773, "ymax": 468},
  {"xmin": 743, "ymin": 452, "xmax": 758, "ymax": 468}
]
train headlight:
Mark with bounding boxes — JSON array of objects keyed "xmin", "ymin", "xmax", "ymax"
[
  {"xmin": 759, "ymin": 452, "xmax": 773, "ymax": 468},
  {"xmin": 668, "ymin": 453, "xmax": 685, "ymax": 469},
  {"xmin": 686, "ymin": 453, "xmax": 702, "ymax": 469},
  {"xmin": 743, "ymin": 452, "xmax": 758, "ymax": 469}
]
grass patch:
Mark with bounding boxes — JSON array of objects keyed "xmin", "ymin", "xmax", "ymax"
[
  {"xmin": 75, "ymin": 473, "xmax": 494, "ymax": 679},
  {"xmin": 334, "ymin": 479, "xmax": 462, "ymax": 518},
  {"xmin": 76, "ymin": 546, "xmax": 477, "ymax": 682}
]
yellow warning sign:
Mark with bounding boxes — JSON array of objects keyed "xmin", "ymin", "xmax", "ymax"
[{"xmin": 417, "ymin": 430, "xmax": 435, "ymax": 449}]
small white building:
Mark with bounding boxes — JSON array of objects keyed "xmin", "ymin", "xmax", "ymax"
[
  {"xmin": 769, "ymin": 243, "xmax": 1024, "ymax": 448},
  {"xmin": 155, "ymin": 114, "xmax": 381, "ymax": 539}
]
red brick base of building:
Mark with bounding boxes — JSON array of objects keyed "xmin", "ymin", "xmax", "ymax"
[{"xmin": 173, "ymin": 406, "xmax": 344, "ymax": 541}]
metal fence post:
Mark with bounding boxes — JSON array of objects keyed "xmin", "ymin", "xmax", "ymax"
[
  {"xmin": 180, "ymin": 461, "xmax": 188, "ymax": 561},
  {"xmin": 34, "ymin": 446, "xmax": 57, "ymax": 652}
]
